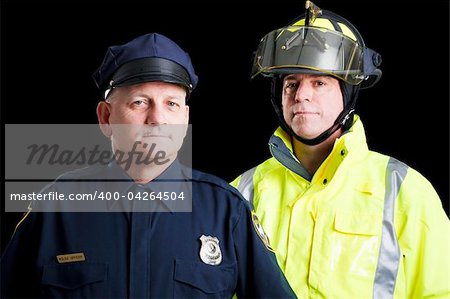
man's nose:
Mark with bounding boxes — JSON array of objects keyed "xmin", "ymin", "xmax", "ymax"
[
  {"xmin": 145, "ymin": 104, "xmax": 167, "ymax": 125},
  {"xmin": 295, "ymin": 82, "xmax": 313, "ymax": 103}
]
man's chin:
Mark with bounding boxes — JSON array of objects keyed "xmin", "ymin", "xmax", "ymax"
[{"xmin": 290, "ymin": 126, "xmax": 320, "ymax": 139}]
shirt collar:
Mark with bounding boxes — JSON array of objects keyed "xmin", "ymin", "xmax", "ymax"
[{"xmin": 105, "ymin": 159, "xmax": 190, "ymax": 213}]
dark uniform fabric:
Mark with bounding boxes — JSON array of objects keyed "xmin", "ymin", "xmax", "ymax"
[{"xmin": 1, "ymin": 161, "xmax": 295, "ymax": 298}]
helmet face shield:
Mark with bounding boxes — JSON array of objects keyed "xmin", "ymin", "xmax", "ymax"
[{"xmin": 251, "ymin": 26, "xmax": 365, "ymax": 85}]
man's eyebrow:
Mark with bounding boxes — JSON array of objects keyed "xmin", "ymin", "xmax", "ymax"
[
  {"xmin": 284, "ymin": 75, "xmax": 297, "ymax": 81},
  {"xmin": 165, "ymin": 93, "xmax": 186, "ymax": 101}
]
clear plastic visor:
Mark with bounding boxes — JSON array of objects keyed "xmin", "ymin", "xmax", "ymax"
[{"xmin": 251, "ymin": 26, "xmax": 365, "ymax": 85}]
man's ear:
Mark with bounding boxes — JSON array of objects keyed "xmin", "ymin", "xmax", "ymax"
[
  {"xmin": 97, "ymin": 101, "xmax": 112, "ymax": 137},
  {"xmin": 184, "ymin": 105, "xmax": 189, "ymax": 124}
]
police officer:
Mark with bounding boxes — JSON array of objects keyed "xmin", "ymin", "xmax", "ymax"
[
  {"xmin": 232, "ymin": 2, "xmax": 450, "ymax": 298},
  {"xmin": 1, "ymin": 33, "xmax": 296, "ymax": 298}
]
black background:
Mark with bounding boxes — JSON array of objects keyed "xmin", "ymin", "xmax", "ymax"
[{"xmin": 2, "ymin": 1, "xmax": 449, "ymax": 254}]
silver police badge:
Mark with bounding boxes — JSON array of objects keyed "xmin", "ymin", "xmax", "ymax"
[{"xmin": 199, "ymin": 235, "xmax": 222, "ymax": 265}]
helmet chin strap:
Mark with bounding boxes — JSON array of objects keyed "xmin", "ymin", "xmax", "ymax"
[{"xmin": 270, "ymin": 77, "xmax": 359, "ymax": 146}]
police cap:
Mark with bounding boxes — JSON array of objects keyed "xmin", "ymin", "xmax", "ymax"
[{"xmin": 93, "ymin": 33, "xmax": 198, "ymax": 99}]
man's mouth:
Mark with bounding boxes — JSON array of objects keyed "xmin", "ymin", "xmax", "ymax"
[
  {"xmin": 294, "ymin": 111, "xmax": 318, "ymax": 116},
  {"xmin": 142, "ymin": 133, "xmax": 171, "ymax": 139}
]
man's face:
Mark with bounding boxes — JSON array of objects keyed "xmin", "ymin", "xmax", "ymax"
[
  {"xmin": 97, "ymin": 81, "xmax": 189, "ymax": 163},
  {"xmin": 281, "ymin": 73, "xmax": 343, "ymax": 139}
]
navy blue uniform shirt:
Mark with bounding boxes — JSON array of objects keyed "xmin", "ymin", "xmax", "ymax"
[{"xmin": 1, "ymin": 160, "xmax": 295, "ymax": 298}]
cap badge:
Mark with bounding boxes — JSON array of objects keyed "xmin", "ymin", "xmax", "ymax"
[{"xmin": 199, "ymin": 235, "xmax": 222, "ymax": 265}]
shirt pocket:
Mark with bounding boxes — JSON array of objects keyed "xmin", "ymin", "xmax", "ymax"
[
  {"xmin": 173, "ymin": 259, "xmax": 236, "ymax": 298},
  {"xmin": 41, "ymin": 262, "xmax": 108, "ymax": 297}
]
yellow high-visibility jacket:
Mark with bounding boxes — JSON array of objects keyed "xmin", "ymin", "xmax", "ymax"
[{"xmin": 231, "ymin": 116, "xmax": 450, "ymax": 298}]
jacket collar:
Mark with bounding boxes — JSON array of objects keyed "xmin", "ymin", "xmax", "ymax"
[{"xmin": 269, "ymin": 115, "xmax": 368, "ymax": 183}]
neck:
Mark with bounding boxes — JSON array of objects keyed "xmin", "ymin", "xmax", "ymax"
[
  {"xmin": 114, "ymin": 153, "xmax": 177, "ymax": 184},
  {"xmin": 292, "ymin": 129, "xmax": 342, "ymax": 176}
]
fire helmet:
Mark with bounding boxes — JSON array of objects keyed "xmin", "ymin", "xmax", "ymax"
[{"xmin": 251, "ymin": 1, "xmax": 382, "ymax": 145}]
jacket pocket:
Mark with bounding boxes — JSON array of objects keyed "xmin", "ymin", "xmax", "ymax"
[
  {"xmin": 329, "ymin": 210, "xmax": 381, "ymax": 279},
  {"xmin": 41, "ymin": 262, "xmax": 108, "ymax": 297},
  {"xmin": 174, "ymin": 259, "xmax": 235, "ymax": 298},
  {"xmin": 334, "ymin": 210, "xmax": 381, "ymax": 236}
]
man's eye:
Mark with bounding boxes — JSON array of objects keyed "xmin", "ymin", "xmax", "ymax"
[
  {"xmin": 132, "ymin": 100, "xmax": 145, "ymax": 106},
  {"xmin": 284, "ymin": 82, "xmax": 298, "ymax": 94},
  {"xmin": 286, "ymin": 82, "xmax": 297, "ymax": 89},
  {"xmin": 315, "ymin": 81, "xmax": 325, "ymax": 86},
  {"xmin": 168, "ymin": 101, "xmax": 180, "ymax": 107}
]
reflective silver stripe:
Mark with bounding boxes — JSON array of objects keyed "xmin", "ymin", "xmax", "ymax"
[
  {"xmin": 237, "ymin": 167, "xmax": 257, "ymax": 205},
  {"xmin": 373, "ymin": 157, "xmax": 408, "ymax": 299}
]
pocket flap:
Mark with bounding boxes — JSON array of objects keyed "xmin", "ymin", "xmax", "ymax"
[
  {"xmin": 41, "ymin": 262, "xmax": 107, "ymax": 290},
  {"xmin": 334, "ymin": 210, "xmax": 381, "ymax": 236},
  {"xmin": 174, "ymin": 260, "xmax": 235, "ymax": 293}
]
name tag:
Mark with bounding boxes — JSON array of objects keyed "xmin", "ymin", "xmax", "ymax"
[{"xmin": 56, "ymin": 252, "xmax": 86, "ymax": 263}]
